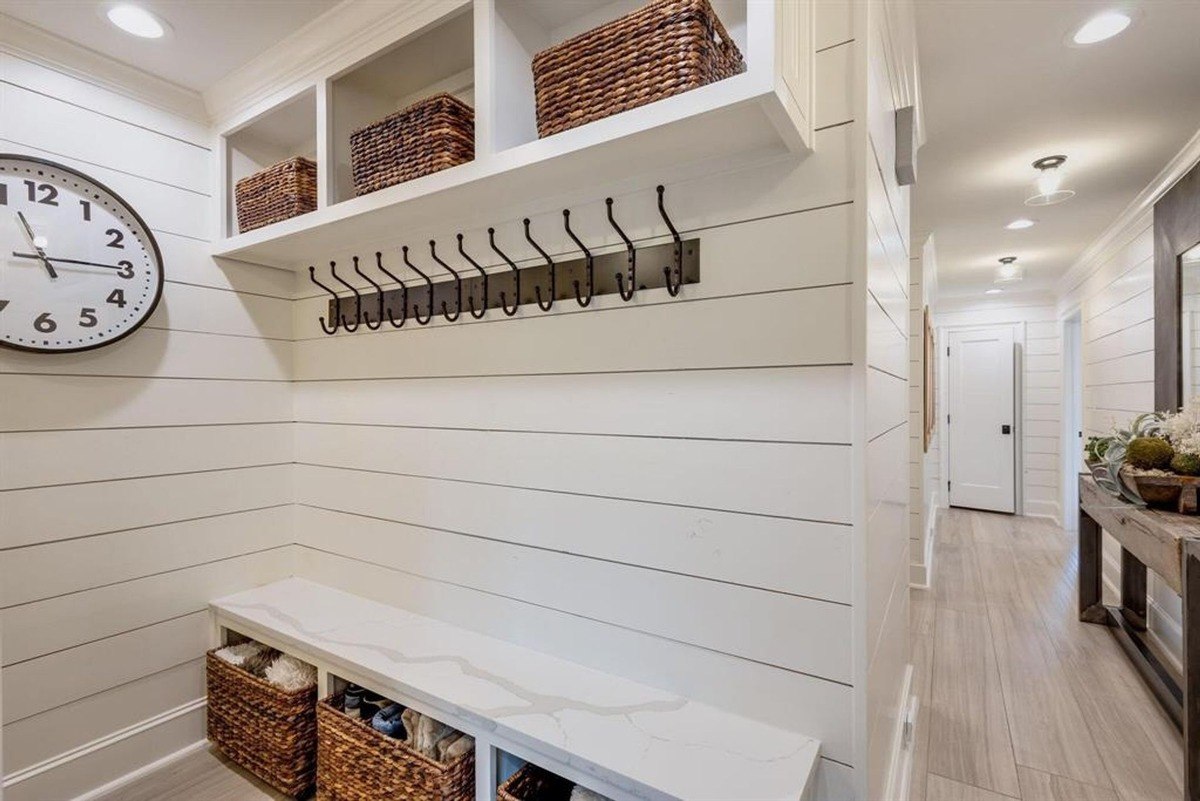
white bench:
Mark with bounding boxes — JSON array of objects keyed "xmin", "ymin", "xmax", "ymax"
[{"xmin": 211, "ymin": 578, "xmax": 820, "ymax": 801}]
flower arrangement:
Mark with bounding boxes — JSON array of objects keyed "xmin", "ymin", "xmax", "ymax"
[{"xmin": 1089, "ymin": 397, "xmax": 1200, "ymax": 507}]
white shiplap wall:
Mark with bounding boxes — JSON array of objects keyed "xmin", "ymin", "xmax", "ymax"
[
  {"xmin": 287, "ymin": 7, "xmax": 865, "ymax": 797},
  {"xmin": 908, "ymin": 236, "xmax": 938, "ymax": 586},
  {"xmin": 861, "ymin": 0, "xmax": 914, "ymax": 795},
  {"xmin": 0, "ymin": 51, "xmax": 294, "ymax": 800},
  {"xmin": 1059, "ymin": 219, "xmax": 1181, "ymax": 658},
  {"xmin": 935, "ymin": 295, "xmax": 1063, "ymax": 524}
]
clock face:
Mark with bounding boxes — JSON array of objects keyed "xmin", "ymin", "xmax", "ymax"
[{"xmin": 0, "ymin": 154, "xmax": 164, "ymax": 353}]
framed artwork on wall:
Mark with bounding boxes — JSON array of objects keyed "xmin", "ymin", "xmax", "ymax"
[{"xmin": 923, "ymin": 306, "xmax": 936, "ymax": 452}]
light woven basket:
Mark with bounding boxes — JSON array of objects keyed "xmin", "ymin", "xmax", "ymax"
[
  {"xmin": 234, "ymin": 156, "xmax": 317, "ymax": 233},
  {"xmin": 349, "ymin": 93, "xmax": 475, "ymax": 197},
  {"xmin": 206, "ymin": 650, "xmax": 318, "ymax": 798},
  {"xmin": 316, "ymin": 695, "xmax": 475, "ymax": 801},
  {"xmin": 531, "ymin": 0, "xmax": 745, "ymax": 138}
]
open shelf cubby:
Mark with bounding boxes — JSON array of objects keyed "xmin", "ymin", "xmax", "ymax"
[
  {"xmin": 330, "ymin": 6, "xmax": 476, "ymax": 204},
  {"xmin": 223, "ymin": 86, "xmax": 317, "ymax": 239}
]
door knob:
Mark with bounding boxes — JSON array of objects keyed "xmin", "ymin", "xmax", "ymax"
[{"xmin": 1001, "ymin": 424, "xmax": 1012, "ymax": 435}]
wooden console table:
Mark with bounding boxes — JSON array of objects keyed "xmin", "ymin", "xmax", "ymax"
[{"xmin": 1079, "ymin": 475, "xmax": 1200, "ymax": 799}]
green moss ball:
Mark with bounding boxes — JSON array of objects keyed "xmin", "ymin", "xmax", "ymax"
[
  {"xmin": 1172, "ymin": 452, "xmax": 1200, "ymax": 476},
  {"xmin": 1127, "ymin": 436, "xmax": 1175, "ymax": 470}
]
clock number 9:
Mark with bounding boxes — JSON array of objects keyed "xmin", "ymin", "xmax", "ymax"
[
  {"xmin": 117, "ymin": 260, "xmax": 134, "ymax": 279},
  {"xmin": 34, "ymin": 312, "xmax": 56, "ymax": 333}
]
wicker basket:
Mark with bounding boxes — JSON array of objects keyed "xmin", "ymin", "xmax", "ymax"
[
  {"xmin": 316, "ymin": 695, "xmax": 474, "ymax": 801},
  {"xmin": 206, "ymin": 650, "xmax": 318, "ymax": 798},
  {"xmin": 531, "ymin": 0, "xmax": 746, "ymax": 138},
  {"xmin": 497, "ymin": 763, "xmax": 577, "ymax": 801},
  {"xmin": 235, "ymin": 156, "xmax": 317, "ymax": 234},
  {"xmin": 349, "ymin": 93, "xmax": 475, "ymax": 197}
]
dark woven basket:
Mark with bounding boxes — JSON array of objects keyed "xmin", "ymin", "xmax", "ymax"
[
  {"xmin": 531, "ymin": 0, "xmax": 746, "ymax": 138},
  {"xmin": 206, "ymin": 650, "xmax": 318, "ymax": 798},
  {"xmin": 235, "ymin": 156, "xmax": 317, "ymax": 234},
  {"xmin": 497, "ymin": 763, "xmax": 576, "ymax": 801},
  {"xmin": 349, "ymin": 93, "xmax": 475, "ymax": 197},
  {"xmin": 316, "ymin": 695, "xmax": 474, "ymax": 801}
]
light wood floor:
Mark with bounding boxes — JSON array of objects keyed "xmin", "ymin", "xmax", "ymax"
[
  {"xmin": 910, "ymin": 507, "xmax": 1184, "ymax": 801},
  {"xmin": 99, "ymin": 507, "xmax": 1183, "ymax": 801}
]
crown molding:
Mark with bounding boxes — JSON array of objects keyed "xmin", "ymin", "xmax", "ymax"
[
  {"xmin": 1056, "ymin": 125, "xmax": 1200, "ymax": 300},
  {"xmin": 202, "ymin": 0, "xmax": 461, "ymax": 128},
  {"xmin": 0, "ymin": 13, "xmax": 207, "ymax": 123}
]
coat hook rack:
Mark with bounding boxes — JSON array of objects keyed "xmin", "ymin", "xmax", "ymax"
[{"xmin": 320, "ymin": 185, "xmax": 701, "ymax": 335}]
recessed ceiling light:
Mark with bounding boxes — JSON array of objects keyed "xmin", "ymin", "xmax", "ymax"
[
  {"xmin": 106, "ymin": 4, "xmax": 168, "ymax": 39},
  {"xmin": 1073, "ymin": 11, "xmax": 1132, "ymax": 45},
  {"xmin": 1006, "ymin": 218, "xmax": 1036, "ymax": 230},
  {"xmin": 985, "ymin": 288, "xmax": 1003, "ymax": 295}
]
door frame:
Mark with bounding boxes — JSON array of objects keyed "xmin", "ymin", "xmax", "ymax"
[
  {"xmin": 939, "ymin": 321, "xmax": 1024, "ymax": 516},
  {"xmin": 1061, "ymin": 307, "xmax": 1083, "ymax": 531}
]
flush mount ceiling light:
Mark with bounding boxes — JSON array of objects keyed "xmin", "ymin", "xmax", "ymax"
[
  {"xmin": 1073, "ymin": 11, "xmax": 1132, "ymax": 45},
  {"xmin": 106, "ymin": 4, "xmax": 168, "ymax": 38},
  {"xmin": 985, "ymin": 288, "xmax": 1004, "ymax": 295},
  {"xmin": 1006, "ymin": 218, "xmax": 1036, "ymax": 230},
  {"xmin": 994, "ymin": 256, "xmax": 1024, "ymax": 284},
  {"xmin": 1025, "ymin": 155, "xmax": 1075, "ymax": 206}
]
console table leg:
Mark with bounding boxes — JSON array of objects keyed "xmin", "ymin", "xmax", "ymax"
[
  {"xmin": 1122, "ymin": 548, "xmax": 1149, "ymax": 630},
  {"xmin": 1079, "ymin": 509, "xmax": 1107, "ymax": 623},
  {"xmin": 1184, "ymin": 540, "xmax": 1200, "ymax": 801}
]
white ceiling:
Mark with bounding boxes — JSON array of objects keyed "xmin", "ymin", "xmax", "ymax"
[
  {"xmin": 915, "ymin": 0, "xmax": 1200, "ymax": 299},
  {"xmin": 0, "ymin": 0, "xmax": 339, "ymax": 92}
]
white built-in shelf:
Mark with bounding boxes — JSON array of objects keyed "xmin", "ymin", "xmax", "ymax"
[
  {"xmin": 211, "ymin": 578, "xmax": 821, "ymax": 801},
  {"xmin": 213, "ymin": 0, "xmax": 813, "ymax": 270}
]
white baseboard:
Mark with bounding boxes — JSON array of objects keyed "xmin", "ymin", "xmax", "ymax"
[
  {"xmin": 2, "ymin": 698, "xmax": 206, "ymax": 801},
  {"xmin": 70, "ymin": 740, "xmax": 208, "ymax": 801},
  {"xmin": 881, "ymin": 665, "xmax": 916, "ymax": 801},
  {"xmin": 910, "ymin": 496, "xmax": 938, "ymax": 589}
]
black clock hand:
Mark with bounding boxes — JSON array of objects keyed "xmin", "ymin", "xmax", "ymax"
[
  {"xmin": 11, "ymin": 252, "xmax": 126, "ymax": 272},
  {"xmin": 15, "ymin": 212, "xmax": 58, "ymax": 279}
]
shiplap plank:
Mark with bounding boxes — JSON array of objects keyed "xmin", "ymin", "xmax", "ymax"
[
  {"xmin": 295, "ymin": 422, "xmax": 852, "ymax": 522},
  {"xmin": 148, "ymin": 281, "xmax": 292, "ymax": 340},
  {"xmin": 1, "ymin": 423, "xmax": 290, "ymax": 489},
  {"xmin": 296, "ymin": 464, "xmax": 850, "ymax": 602},
  {"xmin": 1, "ymin": 549, "xmax": 291, "ymax": 666},
  {"xmin": 295, "ymin": 366, "xmax": 852, "ymax": 444},
  {"xmin": 0, "ymin": 374, "xmax": 289, "ymax": 430},
  {"xmin": 295, "ymin": 506, "xmax": 851, "ymax": 681},
  {"xmin": 1, "ymin": 464, "xmax": 291, "ymax": 549}
]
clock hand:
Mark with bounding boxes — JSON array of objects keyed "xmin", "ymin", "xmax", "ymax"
[
  {"xmin": 11, "ymin": 252, "xmax": 126, "ymax": 272},
  {"xmin": 15, "ymin": 212, "xmax": 58, "ymax": 279}
]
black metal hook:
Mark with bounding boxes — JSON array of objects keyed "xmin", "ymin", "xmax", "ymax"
[
  {"xmin": 374, "ymin": 251, "xmax": 408, "ymax": 328},
  {"xmin": 489, "ymin": 227, "xmax": 520, "ymax": 317},
  {"xmin": 524, "ymin": 218, "xmax": 556, "ymax": 312},
  {"xmin": 308, "ymin": 265, "xmax": 341, "ymax": 335},
  {"xmin": 457, "ymin": 234, "xmax": 488, "ymax": 319},
  {"xmin": 329, "ymin": 260, "xmax": 361, "ymax": 331},
  {"xmin": 403, "ymin": 245, "xmax": 434, "ymax": 326},
  {"xmin": 562, "ymin": 209, "xmax": 593, "ymax": 307},
  {"xmin": 429, "ymin": 239, "xmax": 462, "ymax": 322},
  {"xmin": 657, "ymin": 185, "xmax": 683, "ymax": 297},
  {"xmin": 607, "ymin": 198, "xmax": 636, "ymax": 301},
  {"xmin": 353, "ymin": 255, "xmax": 383, "ymax": 330}
]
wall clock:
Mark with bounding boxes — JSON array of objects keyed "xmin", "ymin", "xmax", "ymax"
[{"xmin": 0, "ymin": 154, "xmax": 164, "ymax": 353}]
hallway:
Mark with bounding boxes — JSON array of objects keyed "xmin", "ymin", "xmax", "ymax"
[{"xmin": 909, "ymin": 508, "xmax": 1184, "ymax": 801}]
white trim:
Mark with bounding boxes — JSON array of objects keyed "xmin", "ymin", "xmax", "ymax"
[
  {"xmin": 880, "ymin": 665, "xmax": 916, "ymax": 801},
  {"xmin": 1057, "ymin": 127, "xmax": 1200, "ymax": 300},
  {"xmin": 2, "ymin": 699, "xmax": 206, "ymax": 791},
  {"xmin": 910, "ymin": 494, "xmax": 938, "ymax": 588},
  {"xmin": 68, "ymin": 740, "xmax": 209, "ymax": 801},
  {"xmin": 0, "ymin": 13, "xmax": 207, "ymax": 123}
]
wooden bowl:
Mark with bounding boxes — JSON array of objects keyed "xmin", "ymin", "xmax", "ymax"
[{"xmin": 1122, "ymin": 469, "xmax": 1200, "ymax": 514}]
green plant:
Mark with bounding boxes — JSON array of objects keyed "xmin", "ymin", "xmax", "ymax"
[
  {"xmin": 1089, "ymin": 412, "xmax": 1165, "ymax": 505},
  {"xmin": 1126, "ymin": 436, "xmax": 1174, "ymax": 470},
  {"xmin": 1084, "ymin": 436, "xmax": 1109, "ymax": 464},
  {"xmin": 1173, "ymin": 452, "xmax": 1200, "ymax": 476}
]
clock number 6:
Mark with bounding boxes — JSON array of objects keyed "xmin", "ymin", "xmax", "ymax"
[
  {"xmin": 34, "ymin": 312, "xmax": 56, "ymax": 333},
  {"xmin": 106, "ymin": 289, "xmax": 127, "ymax": 308}
]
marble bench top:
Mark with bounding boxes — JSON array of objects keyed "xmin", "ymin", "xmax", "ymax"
[{"xmin": 211, "ymin": 578, "xmax": 820, "ymax": 801}]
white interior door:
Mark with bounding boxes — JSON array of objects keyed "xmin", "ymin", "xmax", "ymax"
[{"xmin": 947, "ymin": 326, "xmax": 1016, "ymax": 513}]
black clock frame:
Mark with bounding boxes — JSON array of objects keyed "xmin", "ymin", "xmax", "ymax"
[{"xmin": 0, "ymin": 153, "xmax": 165, "ymax": 354}]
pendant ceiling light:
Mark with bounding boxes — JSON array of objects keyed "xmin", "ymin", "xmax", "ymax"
[
  {"xmin": 994, "ymin": 256, "xmax": 1023, "ymax": 284},
  {"xmin": 1025, "ymin": 155, "xmax": 1074, "ymax": 206}
]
